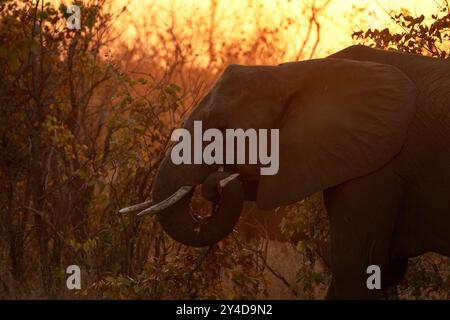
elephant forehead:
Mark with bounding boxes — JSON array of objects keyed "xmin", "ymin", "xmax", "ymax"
[
  {"xmin": 202, "ymin": 66, "xmax": 286, "ymax": 127},
  {"xmin": 214, "ymin": 65, "xmax": 285, "ymax": 99},
  {"xmin": 208, "ymin": 92, "xmax": 284, "ymax": 129}
]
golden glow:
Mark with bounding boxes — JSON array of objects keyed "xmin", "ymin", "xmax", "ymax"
[{"xmin": 105, "ymin": 0, "xmax": 438, "ymax": 63}]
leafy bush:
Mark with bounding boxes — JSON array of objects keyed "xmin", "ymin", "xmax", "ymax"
[{"xmin": 353, "ymin": 3, "xmax": 450, "ymax": 58}]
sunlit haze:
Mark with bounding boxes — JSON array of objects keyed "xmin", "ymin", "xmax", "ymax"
[{"xmin": 109, "ymin": 0, "xmax": 438, "ymax": 61}]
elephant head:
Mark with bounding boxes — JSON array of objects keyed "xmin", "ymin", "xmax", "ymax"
[{"xmin": 126, "ymin": 58, "xmax": 416, "ymax": 247}]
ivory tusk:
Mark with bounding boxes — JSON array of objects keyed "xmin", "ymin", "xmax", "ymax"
[
  {"xmin": 219, "ymin": 173, "xmax": 240, "ymax": 188},
  {"xmin": 119, "ymin": 200, "xmax": 153, "ymax": 214},
  {"xmin": 137, "ymin": 185, "xmax": 193, "ymax": 216}
]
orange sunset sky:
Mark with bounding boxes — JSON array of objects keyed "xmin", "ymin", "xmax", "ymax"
[{"xmin": 109, "ymin": 0, "xmax": 440, "ymax": 61}]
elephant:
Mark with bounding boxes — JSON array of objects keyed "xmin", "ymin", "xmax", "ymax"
[{"xmin": 121, "ymin": 45, "xmax": 450, "ymax": 299}]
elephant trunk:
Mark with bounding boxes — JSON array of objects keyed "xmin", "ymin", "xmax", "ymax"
[{"xmin": 150, "ymin": 157, "xmax": 244, "ymax": 247}]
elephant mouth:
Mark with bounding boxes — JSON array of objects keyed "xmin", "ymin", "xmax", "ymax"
[{"xmin": 120, "ymin": 168, "xmax": 256, "ymax": 247}]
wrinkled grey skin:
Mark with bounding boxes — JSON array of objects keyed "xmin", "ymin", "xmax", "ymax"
[{"xmin": 151, "ymin": 45, "xmax": 450, "ymax": 299}]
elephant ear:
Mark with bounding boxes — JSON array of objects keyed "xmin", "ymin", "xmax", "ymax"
[{"xmin": 256, "ymin": 58, "xmax": 417, "ymax": 209}]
